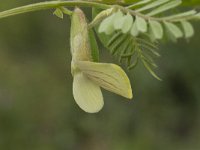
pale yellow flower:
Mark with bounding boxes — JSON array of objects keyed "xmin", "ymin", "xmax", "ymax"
[{"xmin": 70, "ymin": 8, "xmax": 132, "ymax": 113}]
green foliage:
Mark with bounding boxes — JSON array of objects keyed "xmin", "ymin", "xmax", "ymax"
[
  {"xmin": 130, "ymin": 21, "xmax": 139, "ymax": 37},
  {"xmin": 53, "ymin": 7, "xmax": 72, "ymax": 19},
  {"xmin": 94, "ymin": 0, "xmax": 199, "ymax": 79},
  {"xmin": 135, "ymin": 16, "xmax": 147, "ymax": 33},
  {"xmin": 113, "ymin": 11, "xmax": 126, "ymax": 30},
  {"xmin": 84, "ymin": 0, "xmax": 200, "ymax": 6},
  {"xmin": 0, "ymin": 0, "xmax": 199, "ymax": 80},
  {"xmin": 182, "ymin": 0, "xmax": 200, "ymax": 6},
  {"xmin": 89, "ymin": 29, "xmax": 100, "ymax": 62},
  {"xmin": 146, "ymin": 0, "xmax": 182, "ymax": 16},
  {"xmin": 164, "ymin": 22, "xmax": 183, "ymax": 39},
  {"xmin": 53, "ymin": 8, "xmax": 64, "ymax": 19},
  {"xmin": 135, "ymin": 0, "xmax": 171, "ymax": 12},
  {"xmin": 98, "ymin": 13, "xmax": 116, "ymax": 35},
  {"xmin": 107, "ymin": 32, "xmax": 161, "ymax": 80},
  {"xmin": 128, "ymin": 0, "xmax": 152, "ymax": 9},
  {"xmin": 181, "ymin": 20, "xmax": 194, "ymax": 38},
  {"xmin": 92, "ymin": 6, "xmax": 161, "ymax": 79},
  {"xmin": 149, "ymin": 20, "xmax": 163, "ymax": 40}
]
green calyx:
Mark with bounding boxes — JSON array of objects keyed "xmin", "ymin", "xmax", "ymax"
[
  {"xmin": 70, "ymin": 7, "xmax": 99, "ymax": 63},
  {"xmin": 70, "ymin": 8, "xmax": 92, "ymax": 62}
]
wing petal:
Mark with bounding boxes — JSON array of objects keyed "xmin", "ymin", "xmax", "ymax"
[
  {"xmin": 76, "ymin": 61, "xmax": 133, "ymax": 99},
  {"xmin": 73, "ymin": 72, "xmax": 104, "ymax": 113}
]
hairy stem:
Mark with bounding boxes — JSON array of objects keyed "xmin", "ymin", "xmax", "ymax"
[{"xmin": 0, "ymin": 1, "xmax": 111, "ymax": 19}]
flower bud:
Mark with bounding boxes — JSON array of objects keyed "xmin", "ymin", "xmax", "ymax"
[{"xmin": 70, "ymin": 8, "xmax": 92, "ymax": 62}]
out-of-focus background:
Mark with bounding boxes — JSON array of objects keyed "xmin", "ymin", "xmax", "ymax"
[{"xmin": 0, "ymin": 1, "xmax": 200, "ymax": 150}]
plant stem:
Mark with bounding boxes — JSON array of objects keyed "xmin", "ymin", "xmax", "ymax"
[{"xmin": 0, "ymin": 1, "xmax": 111, "ymax": 19}]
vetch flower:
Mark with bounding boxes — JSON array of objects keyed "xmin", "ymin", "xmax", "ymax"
[{"xmin": 70, "ymin": 8, "xmax": 133, "ymax": 113}]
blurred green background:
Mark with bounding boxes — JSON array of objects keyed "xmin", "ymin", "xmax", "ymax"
[{"xmin": 0, "ymin": 1, "xmax": 200, "ymax": 150}]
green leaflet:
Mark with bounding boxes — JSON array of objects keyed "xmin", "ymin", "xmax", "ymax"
[
  {"xmin": 149, "ymin": 20, "xmax": 163, "ymax": 39},
  {"xmin": 147, "ymin": 0, "xmax": 182, "ymax": 16},
  {"xmin": 136, "ymin": 0, "xmax": 169, "ymax": 12},
  {"xmin": 53, "ymin": 7, "xmax": 72, "ymax": 19},
  {"xmin": 164, "ymin": 22, "xmax": 183, "ymax": 39},
  {"xmin": 136, "ymin": 16, "xmax": 147, "ymax": 33},
  {"xmin": 118, "ymin": 36, "xmax": 133, "ymax": 62},
  {"xmin": 181, "ymin": 20, "xmax": 194, "ymax": 38},
  {"xmin": 92, "ymin": 7, "xmax": 113, "ymax": 50},
  {"xmin": 99, "ymin": 11, "xmax": 133, "ymax": 34},
  {"xmin": 196, "ymin": 13, "xmax": 200, "ymax": 19},
  {"xmin": 89, "ymin": 28, "xmax": 100, "ymax": 62},
  {"xmin": 98, "ymin": 10, "xmax": 133, "ymax": 35},
  {"xmin": 113, "ymin": 11, "xmax": 125, "ymax": 30},
  {"xmin": 162, "ymin": 10, "xmax": 197, "ymax": 20},
  {"xmin": 107, "ymin": 32, "xmax": 122, "ymax": 47},
  {"xmin": 53, "ymin": 8, "xmax": 63, "ymax": 19},
  {"xmin": 109, "ymin": 34, "xmax": 128, "ymax": 54},
  {"xmin": 128, "ymin": 57, "xmax": 138, "ymax": 70},
  {"xmin": 59, "ymin": 7, "xmax": 73, "ymax": 16},
  {"xmin": 98, "ymin": 13, "xmax": 116, "ymax": 35},
  {"xmin": 121, "ymin": 13, "xmax": 133, "ymax": 33},
  {"xmin": 166, "ymin": 29, "xmax": 178, "ymax": 43},
  {"xmin": 148, "ymin": 27, "xmax": 156, "ymax": 42},
  {"xmin": 182, "ymin": 0, "xmax": 200, "ymax": 6},
  {"xmin": 140, "ymin": 42, "xmax": 160, "ymax": 57},
  {"xmin": 142, "ymin": 59, "xmax": 161, "ymax": 81},
  {"xmin": 128, "ymin": 0, "xmax": 152, "ymax": 9},
  {"xmin": 141, "ymin": 53, "xmax": 157, "ymax": 68},
  {"xmin": 143, "ymin": 44, "xmax": 160, "ymax": 57},
  {"xmin": 104, "ymin": 31, "xmax": 160, "ymax": 80},
  {"xmin": 131, "ymin": 21, "xmax": 139, "ymax": 37},
  {"xmin": 91, "ymin": 8, "xmax": 114, "ymax": 28}
]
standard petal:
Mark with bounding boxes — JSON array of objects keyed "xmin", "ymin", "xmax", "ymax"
[
  {"xmin": 73, "ymin": 72, "xmax": 104, "ymax": 113},
  {"xmin": 75, "ymin": 61, "xmax": 133, "ymax": 99}
]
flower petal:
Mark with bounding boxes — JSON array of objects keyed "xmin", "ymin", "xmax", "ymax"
[
  {"xmin": 75, "ymin": 61, "xmax": 133, "ymax": 99},
  {"xmin": 73, "ymin": 72, "xmax": 104, "ymax": 113}
]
